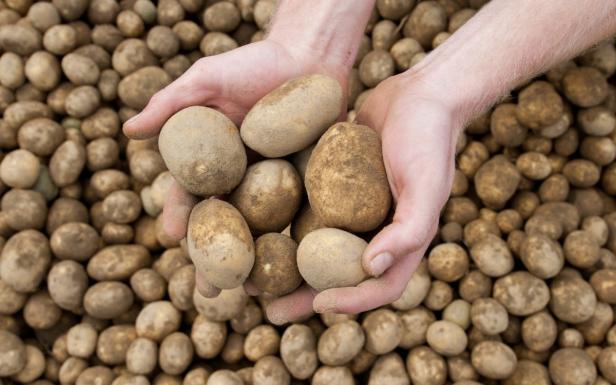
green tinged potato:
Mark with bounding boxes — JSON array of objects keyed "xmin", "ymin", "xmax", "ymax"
[
  {"xmin": 187, "ymin": 199, "xmax": 254, "ymax": 290},
  {"xmin": 305, "ymin": 122, "xmax": 391, "ymax": 233},
  {"xmin": 241, "ymin": 74, "xmax": 343, "ymax": 157},
  {"xmin": 159, "ymin": 106, "xmax": 247, "ymax": 196},
  {"xmin": 297, "ymin": 228, "xmax": 367, "ymax": 291}
]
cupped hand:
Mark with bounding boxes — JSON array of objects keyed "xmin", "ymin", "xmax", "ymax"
[{"xmin": 266, "ymin": 73, "xmax": 464, "ymax": 323}]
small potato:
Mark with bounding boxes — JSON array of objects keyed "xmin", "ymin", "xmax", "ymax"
[
  {"xmin": 241, "ymin": 74, "xmax": 343, "ymax": 157},
  {"xmin": 116, "ymin": 10, "xmax": 144, "ymax": 37},
  {"xmin": 135, "ymin": 301, "xmax": 181, "ymax": 342},
  {"xmin": 534, "ymin": 202, "xmax": 580, "ymax": 235},
  {"xmin": 516, "ymin": 81, "xmax": 564, "ymax": 129},
  {"xmin": 521, "ymin": 311, "xmax": 557, "ymax": 352},
  {"xmin": 187, "ymin": 199, "xmax": 254, "ymax": 290},
  {"xmin": 43, "ymin": 25, "xmax": 76, "ymax": 55},
  {"xmin": 153, "ymin": 247, "xmax": 189, "ymax": 281},
  {"xmin": 305, "ymin": 122, "xmax": 391, "ymax": 232},
  {"xmin": 290, "ymin": 204, "xmax": 326, "ymax": 244},
  {"xmin": 562, "ymin": 159, "xmax": 600, "ymax": 187},
  {"xmin": 222, "ymin": 332, "xmax": 244, "ymax": 364},
  {"xmin": 47, "ymin": 260, "xmax": 88, "ymax": 311},
  {"xmin": 425, "ymin": 280, "xmax": 454, "ymax": 311},
  {"xmin": 76, "ymin": 366, "xmax": 115, "ymax": 385},
  {"xmin": 562, "ymin": 66, "xmax": 609, "ymax": 107},
  {"xmin": 193, "ymin": 286, "xmax": 248, "ymax": 322},
  {"xmin": 471, "ymin": 341, "xmax": 517, "ymax": 379},
  {"xmin": 598, "ymin": 347, "xmax": 616, "ymax": 383},
  {"xmin": 206, "ymin": 370, "xmax": 243, "ymax": 385},
  {"xmin": 18, "ymin": 118, "xmax": 65, "ymax": 157},
  {"xmin": 244, "ymin": 324, "xmax": 280, "ymax": 362},
  {"xmin": 50, "ymin": 222, "xmax": 100, "ymax": 262},
  {"xmin": 474, "ymin": 156, "xmax": 521, "ymax": 209},
  {"xmin": 0, "ymin": 279, "xmax": 27, "ymax": 315},
  {"xmin": 13, "ymin": 344, "xmax": 45, "ymax": 383},
  {"xmin": 443, "ymin": 197, "xmax": 479, "ymax": 225},
  {"xmin": 516, "ymin": 152, "xmax": 552, "ymax": 180},
  {"xmin": 0, "ymin": 330, "xmax": 26, "ymax": 376},
  {"xmin": 230, "ymin": 160, "xmax": 302, "ymax": 234},
  {"xmin": 230, "ymin": 300, "xmax": 263, "ymax": 334},
  {"xmin": 1, "ymin": 189, "xmax": 47, "ymax": 231},
  {"xmin": 118, "ymin": 66, "xmax": 171, "ymax": 110},
  {"xmin": 359, "ymin": 50, "xmax": 395, "ymax": 87},
  {"xmin": 470, "ymin": 298, "xmax": 508, "ymax": 336},
  {"xmin": 86, "ymin": 137, "xmax": 119, "ymax": 171},
  {"xmin": 362, "ymin": 309, "xmax": 401, "ymax": 355},
  {"xmin": 579, "ymin": 106, "xmax": 615, "ymax": 136},
  {"xmin": 469, "ymin": 234, "xmax": 513, "ymax": 277},
  {"xmin": 490, "ymin": 103, "xmax": 528, "ymax": 148},
  {"xmin": 550, "ymin": 276, "xmax": 597, "ymax": 324},
  {"xmin": 403, "ymin": 1, "xmax": 447, "ymax": 48},
  {"xmin": 426, "ymin": 320, "xmax": 468, "ymax": 356},
  {"xmin": 160, "ymin": 106, "xmax": 246, "ymax": 196},
  {"xmin": 0, "ymin": 230, "xmax": 50, "ymax": 293},
  {"xmin": 249, "ymin": 233, "xmax": 301, "ymax": 296},
  {"xmin": 252, "ymin": 356, "xmax": 290, "ymax": 385},
  {"xmin": 167, "ymin": 264, "xmax": 194, "ymax": 311},
  {"xmin": 280, "ymin": 324, "xmax": 317, "ymax": 380},
  {"xmin": 61, "ymin": 53, "xmax": 100, "ymax": 85},
  {"xmin": 377, "ymin": 0, "xmax": 414, "ymax": 20},
  {"xmin": 199, "ymin": 31, "xmax": 238, "ymax": 56},
  {"xmin": 87, "ymin": 244, "xmax": 149, "ymax": 281},
  {"xmin": 297, "ymin": 228, "xmax": 367, "ymax": 291},
  {"xmin": 502, "ymin": 360, "xmax": 550, "ymax": 385},
  {"xmin": 428, "ymin": 243, "xmax": 469, "ymax": 282},
  {"xmin": 493, "ymin": 271, "xmax": 550, "ymax": 316},
  {"xmin": 89, "ymin": 170, "xmax": 130, "ymax": 200},
  {"xmin": 159, "ymin": 332, "xmax": 193, "ymax": 375},
  {"xmin": 368, "ymin": 353, "xmax": 409, "ymax": 385},
  {"xmin": 67, "ymin": 323, "xmax": 97, "ymax": 359},
  {"xmin": 130, "ymin": 268, "xmax": 167, "ymax": 302},
  {"xmin": 519, "ymin": 233, "xmax": 564, "ymax": 279},
  {"xmin": 191, "ymin": 314, "xmax": 226, "ymax": 359},
  {"xmin": 405, "ymin": 346, "xmax": 447, "ymax": 385},
  {"xmin": 84, "ymin": 281, "xmax": 134, "ymax": 320},
  {"xmin": 59, "ymin": 357, "xmax": 88, "ymax": 385},
  {"xmin": 392, "ymin": 261, "xmax": 431, "ymax": 310},
  {"xmin": 318, "ymin": 320, "xmax": 365, "ymax": 366},
  {"xmin": 312, "ymin": 366, "xmax": 354, "ymax": 385},
  {"xmin": 49, "ymin": 140, "xmax": 86, "ymax": 187},
  {"xmin": 101, "ymin": 190, "xmax": 141, "ymax": 224},
  {"xmin": 549, "ymin": 348, "xmax": 597, "ymax": 385},
  {"xmin": 564, "ymin": 230, "xmax": 600, "ymax": 268},
  {"xmin": 172, "ymin": 21, "xmax": 203, "ymax": 50},
  {"xmin": 398, "ymin": 306, "xmax": 435, "ymax": 349},
  {"xmin": 590, "ymin": 269, "xmax": 616, "ymax": 304},
  {"xmin": 111, "ymin": 39, "xmax": 157, "ymax": 76},
  {"xmin": 576, "ymin": 302, "xmax": 613, "ymax": 345},
  {"xmin": 0, "ymin": 52, "xmax": 25, "ymax": 90},
  {"xmin": 203, "ymin": 2, "xmax": 240, "ymax": 32},
  {"xmin": 96, "ymin": 325, "xmax": 137, "ymax": 365},
  {"xmin": 23, "ymin": 291, "xmax": 62, "ymax": 329},
  {"xmin": 0, "ymin": 149, "xmax": 40, "ymax": 188}
]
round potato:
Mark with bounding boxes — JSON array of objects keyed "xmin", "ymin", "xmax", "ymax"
[
  {"xmin": 249, "ymin": 233, "xmax": 301, "ymax": 296},
  {"xmin": 318, "ymin": 320, "xmax": 365, "ymax": 366},
  {"xmin": 280, "ymin": 324, "xmax": 317, "ymax": 380}
]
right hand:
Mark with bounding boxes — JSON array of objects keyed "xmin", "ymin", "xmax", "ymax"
[{"xmin": 122, "ymin": 39, "xmax": 348, "ymax": 296}]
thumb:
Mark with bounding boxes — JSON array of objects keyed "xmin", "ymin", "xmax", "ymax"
[
  {"xmin": 362, "ymin": 189, "xmax": 440, "ymax": 277},
  {"xmin": 122, "ymin": 59, "xmax": 218, "ymax": 139}
]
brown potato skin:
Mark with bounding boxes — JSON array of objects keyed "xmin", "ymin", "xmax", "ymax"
[
  {"xmin": 187, "ymin": 199, "xmax": 254, "ymax": 290},
  {"xmin": 306, "ymin": 122, "xmax": 391, "ymax": 233},
  {"xmin": 249, "ymin": 233, "xmax": 301, "ymax": 296}
]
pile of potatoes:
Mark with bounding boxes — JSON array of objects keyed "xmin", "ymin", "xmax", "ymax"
[{"xmin": 0, "ymin": 0, "xmax": 615, "ymax": 384}]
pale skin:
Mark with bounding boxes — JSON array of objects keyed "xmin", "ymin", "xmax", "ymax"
[{"xmin": 124, "ymin": 0, "xmax": 616, "ymax": 324}]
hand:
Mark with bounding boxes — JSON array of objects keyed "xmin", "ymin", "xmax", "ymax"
[
  {"xmin": 266, "ymin": 73, "xmax": 463, "ymax": 323},
  {"xmin": 123, "ymin": 39, "xmax": 348, "ymax": 241}
]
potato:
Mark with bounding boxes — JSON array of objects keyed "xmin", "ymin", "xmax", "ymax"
[
  {"xmin": 550, "ymin": 276, "xmax": 597, "ymax": 324},
  {"xmin": 191, "ymin": 315, "xmax": 226, "ymax": 359},
  {"xmin": 470, "ymin": 298, "xmax": 508, "ymax": 336},
  {"xmin": 576, "ymin": 301, "xmax": 613, "ymax": 345},
  {"xmin": 516, "ymin": 152, "xmax": 551, "ymax": 180},
  {"xmin": 368, "ymin": 353, "xmax": 409, "ymax": 385},
  {"xmin": 548, "ymin": 348, "xmax": 597, "ymax": 385},
  {"xmin": 392, "ymin": 261, "xmax": 431, "ymax": 310},
  {"xmin": 474, "ymin": 155, "xmax": 521, "ymax": 209},
  {"xmin": 516, "ymin": 81, "xmax": 564, "ymax": 129},
  {"xmin": 359, "ymin": 50, "xmax": 395, "ymax": 87},
  {"xmin": 17, "ymin": 118, "xmax": 65, "ymax": 157},
  {"xmin": 305, "ymin": 122, "xmax": 390, "ymax": 232},
  {"xmin": 135, "ymin": 301, "xmax": 181, "ymax": 342},
  {"xmin": 490, "ymin": 103, "xmax": 528, "ymax": 147},
  {"xmin": 61, "ymin": 53, "xmax": 100, "ymax": 86},
  {"xmin": 49, "ymin": 140, "xmax": 86, "ymax": 187},
  {"xmin": 101, "ymin": 190, "xmax": 141, "ymax": 224},
  {"xmin": 312, "ymin": 366, "xmax": 354, "ymax": 385},
  {"xmin": 0, "ymin": 149, "xmax": 40, "ymax": 189},
  {"xmin": 376, "ymin": 0, "xmax": 414, "ymax": 20},
  {"xmin": 193, "ymin": 286, "xmax": 248, "ymax": 322},
  {"xmin": 84, "ymin": 281, "xmax": 133, "ymax": 319},
  {"xmin": 0, "ymin": 23, "xmax": 42, "ymax": 55},
  {"xmin": 317, "ymin": 320, "xmax": 364, "ymax": 366},
  {"xmin": 248, "ymin": 233, "xmax": 301, "ymax": 296},
  {"xmin": 159, "ymin": 106, "xmax": 246, "ymax": 196},
  {"xmin": 297, "ymin": 228, "xmax": 367, "ymax": 291},
  {"xmin": 0, "ymin": 229, "xmax": 50, "ymax": 293},
  {"xmin": 66, "ymin": 323, "xmax": 97, "ymax": 359},
  {"xmin": 563, "ymin": 230, "xmax": 600, "ymax": 268},
  {"xmin": 0, "ymin": 278, "xmax": 27, "ymax": 315},
  {"xmin": 230, "ymin": 160, "xmax": 302, "ymax": 234},
  {"xmin": 0, "ymin": 330, "xmax": 25, "ymax": 376},
  {"xmin": 184, "ymin": 368, "xmax": 210, "ymax": 385},
  {"xmin": 206, "ymin": 370, "xmax": 242, "ymax": 385},
  {"xmin": 187, "ymin": 199, "xmax": 254, "ymax": 290},
  {"xmin": 26, "ymin": 2, "xmax": 60, "ymax": 31},
  {"xmin": 244, "ymin": 324, "xmax": 280, "ymax": 362},
  {"xmin": 252, "ymin": 356, "xmax": 290, "ymax": 385},
  {"xmin": 362, "ymin": 309, "xmax": 401, "ymax": 355},
  {"xmin": 598, "ymin": 347, "xmax": 616, "ymax": 383},
  {"xmin": 221, "ymin": 332, "xmax": 244, "ymax": 364},
  {"xmin": 230, "ymin": 300, "xmax": 262, "ymax": 334},
  {"xmin": 42, "ymin": 24, "xmax": 76, "ymax": 55},
  {"xmin": 520, "ymin": 310, "xmax": 557, "ymax": 353},
  {"xmin": 469, "ymin": 234, "xmax": 513, "ymax": 277},
  {"xmin": 23, "ymin": 290, "xmax": 62, "ymax": 329},
  {"xmin": 428, "ymin": 243, "xmax": 469, "ymax": 282},
  {"xmin": 111, "ymin": 39, "xmax": 157, "ymax": 76},
  {"xmin": 199, "ymin": 31, "xmax": 238, "ymax": 56},
  {"xmin": 290, "ymin": 204, "xmax": 326, "ymax": 244},
  {"xmin": 76, "ymin": 366, "xmax": 115, "ymax": 385},
  {"xmin": 49, "ymin": 222, "xmax": 100, "ymax": 262},
  {"xmin": 13, "ymin": 344, "xmax": 45, "ymax": 383},
  {"xmin": 562, "ymin": 159, "xmax": 600, "ymax": 187},
  {"xmin": 590, "ymin": 269, "xmax": 616, "ymax": 304},
  {"xmin": 172, "ymin": 21, "xmax": 203, "ymax": 50},
  {"xmin": 562, "ymin": 67, "xmax": 608, "ymax": 107},
  {"xmin": 493, "ymin": 271, "xmax": 550, "ymax": 316},
  {"xmin": 0, "ymin": 52, "xmax": 25, "ymax": 89},
  {"xmin": 159, "ymin": 332, "xmax": 193, "ymax": 375},
  {"xmin": 405, "ymin": 346, "xmax": 447, "ymax": 385},
  {"xmin": 117, "ymin": 66, "xmax": 171, "ymax": 110},
  {"xmin": 470, "ymin": 340, "xmax": 517, "ymax": 379},
  {"xmin": 203, "ymin": 2, "xmax": 240, "ymax": 32},
  {"xmin": 426, "ymin": 320, "xmax": 468, "ymax": 357},
  {"xmin": 403, "ymin": 1, "xmax": 447, "ymax": 48},
  {"xmin": 117, "ymin": 10, "xmax": 144, "ymax": 38},
  {"xmin": 280, "ymin": 324, "xmax": 317, "ymax": 380},
  {"xmin": 47, "ymin": 260, "xmax": 88, "ymax": 311},
  {"xmin": 167, "ymin": 265, "xmax": 194, "ymax": 311},
  {"xmin": 96, "ymin": 325, "xmax": 137, "ymax": 365}
]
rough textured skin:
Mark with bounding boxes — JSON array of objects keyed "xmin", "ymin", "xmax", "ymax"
[
  {"xmin": 87, "ymin": 245, "xmax": 150, "ymax": 281},
  {"xmin": 249, "ymin": 233, "xmax": 301, "ymax": 296},
  {"xmin": 503, "ymin": 360, "xmax": 550, "ymax": 385},
  {"xmin": 318, "ymin": 320, "xmax": 365, "ymax": 366},
  {"xmin": 0, "ymin": 330, "xmax": 25, "ymax": 376},
  {"xmin": 405, "ymin": 346, "xmax": 446, "ymax": 385},
  {"xmin": 471, "ymin": 341, "xmax": 517, "ymax": 380},
  {"xmin": 493, "ymin": 271, "xmax": 550, "ymax": 316},
  {"xmin": 280, "ymin": 324, "xmax": 317, "ymax": 380},
  {"xmin": 193, "ymin": 286, "xmax": 248, "ymax": 322},
  {"xmin": 84, "ymin": 281, "xmax": 134, "ymax": 319},
  {"xmin": 305, "ymin": 122, "xmax": 391, "ymax": 233},
  {"xmin": 0, "ymin": 230, "xmax": 51, "ymax": 293},
  {"xmin": 51, "ymin": 222, "xmax": 101, "ymax": 262},
  {"xmin": 187, "ymin": 199, "xmax": 254, "ymax": 290},
  {"xmin": 241, "ymin": 74, "xmax": 343, "ymax": 157},
  {"xmin": 229, "ymin": 159, "xmax": 302, "ymax": 234},
  {"xmin": 520, "ymin": 233, "xmax": 564, "ymax": 279},
  {"xmin": 549, "ymin": 348, "xmax": 597, "ymax": 385},
  {"xmin": 290, "ymin": 204, "xmax": 326, "ymax": 243},
  {"xmin": 118, "ymin": 66, "xmax": 171, "ymax": 109},
  {"xmin": 363, "ymin": 309, "xmax": 402, "ymax": 355},
  {"xmin": 47, "ymin": 260, "xmax": 88, "ymax": 311},
  {"xmin": 297, "ymin": 228, "xmax": 367, "ymax": 291},
  {"xmin": 515, "ymin": 81, "xmax": 564, "ymax": 129},
  {"xmin": 368, "ymin": 353, "xmax": 410, "ymax": 385},
  {"xmin": 549, "ymin": 276, "xmax": 597, "ymax": 324},
  {"xmin": 474, "ymin": 156, "xmax": 521, "ymax": 209},
  {"xmin": 159, "ymin": 106, "xmax": 247, "ymax": 196}
]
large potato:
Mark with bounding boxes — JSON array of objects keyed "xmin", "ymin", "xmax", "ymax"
[
  {"xmin": 159, "ymin": 106, "xmax": 246, "ymax": 196},
  {"xmin": 241, "ymin": 74, "xmax": 343, "ymax": 157},
  {"xmin": 230, "ymin": 159, "xmax": 301, "ymax": 233},
  {"xmin": 187, "ymin": 199, "xmax": 254, "ymax": 290},
  {"xmin": 305, "ymin": 122, "xmax": 391, "ymax": 233},
  {"xmin": 297, "ymin": 228, "xmax": 367, "ymax": 291}
]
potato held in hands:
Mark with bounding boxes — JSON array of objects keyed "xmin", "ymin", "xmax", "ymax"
[
  {"xmin": 297, "ymin": 228, "xmax": 367, "ymax": 291},
  {"xmin": 159, "ymin": 106, "xmax": 247, "ymax": 196},
  {"xmin": 306, "ymin": 122, "xmax": 391, "ymax": 233},
  {"xmin": 187, "ymin": 199, "xmax": 254, "ymax": 290},
  {"xmin": 241, "ymin": 74, "xmax": 343, "ymax": 157}
]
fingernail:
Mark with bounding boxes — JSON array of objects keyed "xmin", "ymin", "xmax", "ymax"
[{"xmin": 369, "ymin": 252, "xmax": 394, "ymax": 277}]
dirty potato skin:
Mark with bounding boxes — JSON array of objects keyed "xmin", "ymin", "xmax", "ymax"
[
  {"xmin": 241, "ymin": 74, "xmax": 343, "ymax": 157},
  {"xmin": 297, "ymin": 228, "xmax": 367, "ymax": 291},
  {"xmin": 187, "ymin": 199, "xmax": 254, "ymax": 290},
  {"xmin": 159, "ymin": 106, "xmax": 247, "ymax": 197},
  {"xmin": 249, "ymin": 233, "xmax": 301, "ymax": 297},
  {"xmin": 305, "ymin": 122, "xmax": 391, "ymax": 233},
  {"xmin": 280, "ymin": 324, "xmax": 318, "ymax": 380},
  {"xmin": 229, "ymin": 159, "xmax": 302, "ymax": 234}
]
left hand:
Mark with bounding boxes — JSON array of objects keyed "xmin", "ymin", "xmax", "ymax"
[{"xmin": 266, "ymin": 73, "xmax": 463, "ymax": 323}]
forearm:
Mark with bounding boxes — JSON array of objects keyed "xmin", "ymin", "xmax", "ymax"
[
  {"xmin": 267, "ymin": 0, "xmax": 376, "ymax": 71},
  {"xmin": 413, "ymin": 0, "xmax": 616, "ymax": 127}
]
